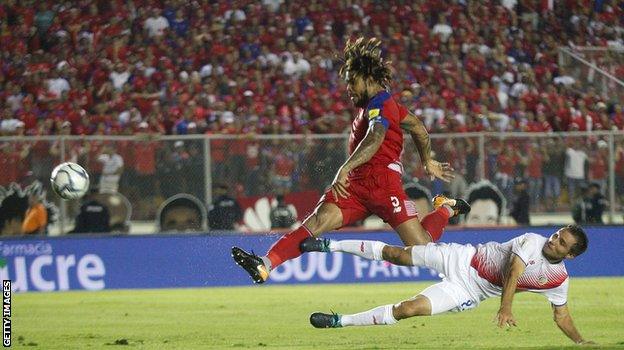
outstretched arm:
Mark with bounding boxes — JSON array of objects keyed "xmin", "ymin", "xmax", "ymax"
[
  {"xmin": 330, "ymin": 122, "xmax": 386, "ymax": 199},
  {"xmin": 496, "ymin": 253, "xmax": 526, "ymax": 327},
  {"xmin": 552, "ymin": 304, "xmax": 593, "ymax": 345},
  {"xmin": 400, "ymin": 112, "xmax": 454, "ymax": 182}
]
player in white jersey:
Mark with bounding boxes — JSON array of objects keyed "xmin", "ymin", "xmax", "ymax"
[{"xmin": 301, "ymin": 224, "xmax": 593, "ymax": 345}]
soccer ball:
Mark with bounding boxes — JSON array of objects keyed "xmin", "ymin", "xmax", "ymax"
[{"xmin": 50, "ymin": 162, "xmax": 90, "ymax": 200}]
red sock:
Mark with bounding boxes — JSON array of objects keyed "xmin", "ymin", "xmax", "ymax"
[
  {"xmin": 266, "ymin": 226, "xmax": 313, "ymax": 269},
  {"xmin": 420, "ymin": 207, "xmax": 451, "ymax": 242}
]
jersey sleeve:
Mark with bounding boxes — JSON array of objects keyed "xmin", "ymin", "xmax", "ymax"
[
  {"xmin": 365, "ymin": 93, "xmax": 392, "ymax": 129},
  {"xmin": 366, "ymin": 105, "xmax": 389, "ymax": 129},
  {"xmin": 510, "ymin": 233, "xmax": 541, "ymax": 266},
  {"xmin": 543, "ymin": 277, "xmax": 569, "ymax": 306}
]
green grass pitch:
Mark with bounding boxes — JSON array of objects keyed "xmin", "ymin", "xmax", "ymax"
[{"xmin": 12, "ymin": 277, "xmax": 624, "ymax": 349}]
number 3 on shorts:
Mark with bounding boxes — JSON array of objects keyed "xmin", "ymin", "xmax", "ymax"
[{"xmin": 391, "ymin": 196, "xmax": 402, "ymax": 213}]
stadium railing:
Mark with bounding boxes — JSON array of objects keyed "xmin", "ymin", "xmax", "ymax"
[
  {"xmin": 558, "ymin": 46, "xmax": 624, "ymax": 101},
  {"xmin": 0, "ymin": 131, "xmax": 622, "ymax": 234}
]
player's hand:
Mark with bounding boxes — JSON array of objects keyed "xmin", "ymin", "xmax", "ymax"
[
  {"xmin": 495, "ymin": 308, "xmax": 517, "ymax": 328},
  {"xmin": 424, "ymin": 159, "xmax": 455, "ymax": 182},
  {"xmin": 331, "ymin": 168, "xmax": 350, "ymax": 199}
]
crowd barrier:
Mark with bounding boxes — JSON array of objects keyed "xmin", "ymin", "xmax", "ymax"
[
  {"xmin": 0, "ymin": 226, "xmax": 622, "ymax": 292},
  {"xmin": 3, "ymin": 131, "xmax": 624, "ymax": 233}
]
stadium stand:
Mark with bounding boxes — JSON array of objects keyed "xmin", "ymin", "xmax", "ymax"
[{"xmin": 1, "ymin": 1, "xmax": 623, "ymax": 137}]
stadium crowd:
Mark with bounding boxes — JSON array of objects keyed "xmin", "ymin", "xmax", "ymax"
[
  {"xmin": 1, "ymin": 0, "xmax": 624, "ymax": 225},
  {"xmin": 1, "ymin": 0, "xmax": 623, "ymax": 138}
]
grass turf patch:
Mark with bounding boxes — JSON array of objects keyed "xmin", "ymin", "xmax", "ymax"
[{"xmin": 12, "ymin": 277, "xmax": 624, "ymax": 349}]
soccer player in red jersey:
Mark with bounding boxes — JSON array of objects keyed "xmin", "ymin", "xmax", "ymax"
[{"xmin": 232, "ymin": 37, "xmax": 470, "ymax": 284}]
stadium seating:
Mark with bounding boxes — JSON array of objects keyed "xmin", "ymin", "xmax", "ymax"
[{"xmin": 1, "ymin": 1, "xmax": 622, "ymax": 137}]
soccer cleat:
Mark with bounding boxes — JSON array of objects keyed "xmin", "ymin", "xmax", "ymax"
[
  {"xmin": 231, "ymin": 247, "xmax": 269, "ymax": 284},
  {"xmin": 432, "ymin": 195, "xmax": 471, "ymax": 216},
  {"xmin": 310, "ymin": 312, "xmax": 342, "ymax": 328},
  {"xmin": 300, "ymin": 237, "xmax": 331, "ymax": 253}
]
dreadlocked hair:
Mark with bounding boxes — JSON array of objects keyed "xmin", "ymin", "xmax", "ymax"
[{"xmin": 340, "ymin": 37, "xmax": 392, "ymax": 88}]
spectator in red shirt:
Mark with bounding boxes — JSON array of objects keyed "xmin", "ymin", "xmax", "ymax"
[
  {"xmin": 589, "ymin": 141, "xmax": 609, "ymax": 193},
  {"xmin": 611, "ymin": 103, "xmax": 624, "ymax": 129},
  {"xmin": 495, "ymin": 144, "xmax": 521, "ymax": 204},
  {"xmin": 271, "ymin": 146, "xmax": 295, "ymax": 193},
  {"xmin": 0, "ymin": 141, "xmax": 29, "ymax": 186},
  {"xmin": 134, "ymin": 122, "xmax": 161, "ymax": 198}
]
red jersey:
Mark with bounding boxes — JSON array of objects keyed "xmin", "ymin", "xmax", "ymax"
[
  {"xmin": 134, "ymin": 142, "xmax": 158, "ymax": 175},
  {"xmin": 527, "ymin": 150, "xmax": 543, "ymax": 178},
  {"xmin": 497, "ymin": 153, "xmax": 517, "ymax": 176},
  {"xmin": 589, "ymin": 153, "xmax": 607, "ymax": 180},
  {"xmin": 320, "ymin": 92, "xmax": 421, "ymax": 230},
  {"xmin": 0, "ymin": 149, "xmax": 21, "ymax": 185},
  {"xmin": 348, "ymin": 91, "xmax": 408, "ymax": 176},
  {"xmin": 273, "ymin": 154, "xmax": 295, "ymax": 177}
]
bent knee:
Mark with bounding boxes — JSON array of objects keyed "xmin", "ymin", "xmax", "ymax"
[{"xmin": 382, "ymin": 246, "xmax": 413, "ymax": 265}]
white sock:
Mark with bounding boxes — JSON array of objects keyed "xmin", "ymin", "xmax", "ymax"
[
  {"xmin": 260, "ymin": 256, "xmax": 272, "ymax": 272},
  {"xmin": 329, "ymin": 240, "xmax": 385, "ymax": 260},
  {"xmin": 340, "ymin": 304, "xmax": 398, "ymax": 327}
]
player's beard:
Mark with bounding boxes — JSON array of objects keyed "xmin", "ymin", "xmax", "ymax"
[
  {"xmin": 542, "ymin": 241, "xmax": 563, "ymax": 263},
  {"xmin": 352, "ymin": 91, "xmax": 370, "ymax": 108}
]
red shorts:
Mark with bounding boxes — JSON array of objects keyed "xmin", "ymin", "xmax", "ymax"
[{"xmin": 319, "ymin": 165, "xmax": 418, "ymax": 228}]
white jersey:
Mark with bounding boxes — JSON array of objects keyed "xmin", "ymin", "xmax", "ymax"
[{"xmin": 470, "ymin": 233, "xmax": 569, "ymax": 306}]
